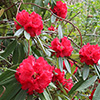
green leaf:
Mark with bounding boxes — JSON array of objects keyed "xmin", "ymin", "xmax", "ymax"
[
  {"xmin": 49, "ymin": 82, "xmax": 57, "ymax": 89},
  {"xmin": 58, "ymin": 25, "xmax": 63, "ymax": 40},
  {"xmin": 0, "ymin": 8, "xmax": 4, "ymax": 17},
  {"xmin": 66, "ymin": 65, "xmax": 76, "ymax": 79},
  {"xmin": 51, "ymin": 15, "xmax": 56, "ymax": 23},
  {"xmin": 44, "ymin": 0, "xmax": 49, "ymax": 6},
  {"xmin": 39, "ymin": 94, "xmax": 46, "ymax": 100},
  {"xmin": 12, "ymin": 43, "xmax": 19, "ymax": 64},
  {"xmin": 93, "ymin": 84, "xmax": 100, "ymax": 100},
  {"xmin": 83, "ymin": 64, "xmax": 89, "ymax": 80},
  {"xmin": 24, "ymin": 31, "xmax": 30, "ymax": 40},
  {"xmin": 14, "ymin": 28, "xmax": 24, "ymax": 37},
  {"xmin": 68, "ymin": 78, "xmax": 84, "ymax": 95},
  {"xmin": 43, "ymin": 90, "xmax": 51, "ymax": 100},
  {"xmin": 0, "ymin": 78, "xmax": 21, "ymax": 100},
  {"xmin": 77, "ymin": 76, "xmax": 97, "ymax": 91},
  {"xmin": 59, "ymin": 57, "xmax": 63, "ymax": 72},
  {"xmin": 14, "ymin": 89, "xmax": 27, "ymax": 100},
  {"xmin": 64, "ymin": 58, "xmax": 71, "ymax": 74},
  {"xmin": 0, "ymin": 64, "xmax": 18, "ymax": 82},
  {"xmin": 27, "ymin": 95, "xmax": 33, "ymax": 100},
  {"xmin": 1, "ymin": 40, "xmax": 17, "ymax": 58},
  {"xmin": 12, "ymin": 42, "xmax": 25, "ymax": 64}
]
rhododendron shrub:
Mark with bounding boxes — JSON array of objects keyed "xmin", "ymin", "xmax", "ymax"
[
  {"xmin": 15, "ymin": 55, "xmax": 54, "ymax": 95},
  {"xmin": 50, "ymin": 36, "xmax": 73, "ymax": 57},
  {"xmin": 79, "ymin": 43, "xmax": 100, "ymax": 65},
  {"xmin": 15, "ymin": 10, "xmax": 43, "ymax": 37},
  {"xmin": 51, "ymin": 1, "xmax": 67, "ymax": 19},
  {"xmin": 1, "ymin": 0, "xmax": 100, "ymax": 100}
]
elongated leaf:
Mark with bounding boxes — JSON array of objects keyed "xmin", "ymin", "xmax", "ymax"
[
  {"xmin": 66, "ymin": 65, "xmax": 76, "ymax": 79},
  {"xmin": 0, "ymin": 78, "xmax": 21, "ymax": 100},
  {"xmin": 93, "ymin": 84, "xmax": 100, "ymax": 100},
  {"xmin": 14, "ymin": 89, "xmax": 27, "ymax": 100},
  {"xmin": 24, "ymin": 31, "xmax": 30, "ymax": 40},
  {"xmin": 0, "ymin": 64, "xmax": 18, "ymax": 82},
  {"xmin": 39, "ymin": 94, "xmax": 46, "ymax": 100},
  {"xmin": 27, "ymin": 95, "xmax": 33, "ymax": 100},
  {"xmin": 14, "ymin": 28, "xmax": 24, "ymax": 37},
  {"xmin": 77, "ymin": 76, "xmax": 97, "ymax": 91},
  {"xmin": 94, "ymin": 64, "xmax": 100, "ymax": 79},
  {"xmin": 1, "ymin": 40, "xmax": 17, "ymax": 58},
  {"xmin": 64, "ymin": 58, "xmax": 71, "ymax": 74},
  {"xmin": 0, "ymin": 8, "xmax": 4, "ymax": 17},
  {"xmin": 43, "ymin": 90, "xmax": 51, "ymax": 100},
  {"xmin": 44, "ymin": 0, "xmax": 49, "ymax": 6},
  {"xmin": 51, "ymin": 15, "xmax": 56, "ymax": 23},
  {"xmin": 58, "ymin": 25, "xmax": 63, "ymax": 40},
  {"xmin": 59, "ymin": 57, "xmax": 63, "ymax": 72},
  {"xmin": 68, "ymin": 78, "xmax": 84, "ymax": 95},
  {"xmin": 12, "ymin": 43, "xmax": 19, "ymax": 64},
  {"xmin": 83, "ymin": 64, "xmax": 89, "ymax": 80}
]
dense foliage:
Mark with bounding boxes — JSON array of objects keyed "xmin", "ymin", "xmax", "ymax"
[{"xmin": 0, "ymin": 0, "xmax": 100, "ymax": 100}]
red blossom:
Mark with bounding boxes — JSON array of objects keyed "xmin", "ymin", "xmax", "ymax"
[
  {"xmin": 79, "ymin": 43, "xmax": 100, "ymax": 65},
  {"xmin": 15, "ymin": 55, "xmax": 54, "ymax": 95},
  {"xmin": 15, "ymin": 10, "xmax": 43, "ymax": 37},
  {"xmin": 63, "ymin": 61, "xmax": 78, "ymax": 74},
  {"xmin": 52, "ymin": 68, "xmax": 73, "ymax": 93},
  {"xmin": 51, "ymin": 1, "xmax": 67, "ymax": 19},
  {"xmin": 50, "ymin": 36, "xmax": 73, "ymax": 57},
  {"xmin": 63, "ymin": 78, "xmax": 73, "ymax": 93},
  {"xmin": 48, "ymin": 25, "xmax": 55, "ymax": 31},
  {"xmin": 89, "ymin": 89, "xmax": 96, "ymax": 100}
]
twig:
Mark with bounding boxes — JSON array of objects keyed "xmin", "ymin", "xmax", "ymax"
[
  {"xmin": 69, "ymin": 11, "xmax": 81, "ymax": 21},
  {"xmin": 23, "ymin": 2, "xmax": 82, "ymax": 47},
  {"xmin": 16, "ymin": 0, "xmax": 23, "ymax": 15},
  {"xmin": 67, "ymin": 56, "xmax": 81, "ymax": 68},
  {"xmin": 68, "ymin": 38, "xmax": 81, "ymax": 49},
  {"xmin": 71, "ymin": 91, "xmax": 78, "ymax": 100},
  {"xmin": 67, "ymin": 28, "xmax": 75, "ymax": 37},
  {"xmin": 4, "ymin": 2, "xmax": 18, "ymax": 12},
  {"xmin": 0, "ymin": 86, "xmax": 6, "ymax": 98},
  {"xmin": 0, "ymin": 36, "xmax": 16, "ymax": 39}
]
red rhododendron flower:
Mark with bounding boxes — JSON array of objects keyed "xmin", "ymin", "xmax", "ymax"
[
  {"xmin": 52, "ymin": 68, "xmax": 65, "ymax": 85},
  {"xmin": 50, "ymin": 36, "xmax": 73, "ymax": 57},
  {"xmin": 79, "ymin": 43, "xmax": 100, "ymax": 65},
  {"xmin": 63, "ymin": 78, "xmax": 73, "ymax": 93},
  {"xmin": 89, "ymin": 89, "xmax": 96, "ymax": 100},
  {"xmin": 15, "ymin": 10, "xmax": 43, "ymax": 37},
  {"xmin": 51, "ymin": 1, "xmax": 67, "ymax": 19},
  {"xmin": 52, "ymin": 68, "xmax": 73, "ymax": 93},
  {"xmin": 48, "ymin": 25, "xmax": 55, "ymax": 31},
  {"xmin": 15, "ymin": 55, "xmax": 54, "ymax": 95},
  {"xmin": 63, "ymin": 61, "xmax": 78, "ymax": 74}
]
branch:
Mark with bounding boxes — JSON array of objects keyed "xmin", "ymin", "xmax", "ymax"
[
  {"xmin": 23, "ymin": 2, "xmax": 83, "ymax": 47},
  {"xmin": 0, "ymin": 36, "xmax": 16, "ymax": 39},
  {"xmin": 0, "ymin": 86, "xmax": 6, "ymax": 98}
]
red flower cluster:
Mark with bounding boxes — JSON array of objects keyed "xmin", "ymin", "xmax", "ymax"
[
  {"xmin": 89, "ymin": 89, "xmax": 96, "ymax": 100},
  {"xmin": 51, "ymin": 1, "xmax": 67, "ymax": 19},
  {"xmin": 15, "ymin": 10, "xmax": 43, "ymax": 37},
  {"xmin": 48, "ymin": 25, "xmax": 55, "ymax": 31},
  {"xmin": 50, "ymin": 36, "xmax": 73, "ymax": 57},
  {"xmin": 15, "ymin": 55, "xmax": 54, "ymax": 95},
  {"xmin": 52, "ymin": 68, "xmax": 73, "ymax": 93},
  {"xmin": 63, "ymin": 61, "xmax": 78, "ymax": 74},
  {"xmin": 79, "ymin": 43, "xmax": 100, "ymax": 65}
]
